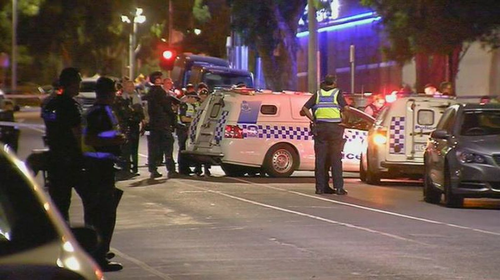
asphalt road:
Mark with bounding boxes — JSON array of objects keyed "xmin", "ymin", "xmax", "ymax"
[{"xmin": 13, "ymin": 108, "xmax": 500, "ymax": 280}]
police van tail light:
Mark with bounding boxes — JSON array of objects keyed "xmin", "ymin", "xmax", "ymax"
[
  {"xmin": 372, "ymin": 127, "xmax": 387, "ymax": 146},
  {"xmin": 225, "ymin": 125, "xmax": 243, "ymax": 139}
]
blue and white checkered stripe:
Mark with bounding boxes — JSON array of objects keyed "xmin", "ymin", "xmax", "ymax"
[
  {"xmin": 189, "ymin": 109, "xmax": 203, "ymax": 142},
  {"xmin": 214, "ymin": 111, "xmax": 230, "ymax": 143},
  {"xmin": 240, "ymin": 125, "xmax": 311, "ymax": 140},
  {"xmin": 389, "ymin": 116, "xmax": 405, "ymax": 154},
  {"xmin": 343, "ymin": 129, "xmax": 367, "ymax": 142}
]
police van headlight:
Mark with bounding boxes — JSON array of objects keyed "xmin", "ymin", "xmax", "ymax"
[{"xmin": 372, "ymin": 128, "xmax": 387, "ymax": 146}]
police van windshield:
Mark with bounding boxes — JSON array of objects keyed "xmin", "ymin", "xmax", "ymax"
[{"xmin": 204, "ymin": 73, "xmax": 253, "ymax": 90}]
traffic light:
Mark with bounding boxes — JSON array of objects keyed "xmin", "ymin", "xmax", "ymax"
[{"xmin": 159, "ymin": 49, "xmax": 177, "ymax": 71}]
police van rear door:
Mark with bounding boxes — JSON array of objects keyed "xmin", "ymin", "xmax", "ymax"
[
  {"xmin": 188, "ymin": 91, "xmax": 226, "ymax": 151},
  {"xmin": 404, "ymin": 98, "xmax": 452, "ymax": 160}
]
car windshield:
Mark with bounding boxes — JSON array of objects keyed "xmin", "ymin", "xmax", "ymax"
[
  {"xmin": 204, "ymin": 73, "xmax": 253, "ymax": 89},
  {"xmin": 0, "ymin": 154, "xmax": 58, "ymax": 256},
  {"xmin": 460, "ymin": 110, "xmax": 500, "ymax": 136},
  {"xmin": 80, "ymin": 81, "xmax": 96, "ymax": 92}
]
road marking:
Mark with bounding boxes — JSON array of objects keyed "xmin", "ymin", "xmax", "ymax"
[
  {"xmin": 109, "ymin": 248, "xmax": 174, "ymax": 280},
  {"xmin": 174, "ymin": 180, "xmax": 429, "ymax": 245},
  {"xmin": 229, "ymin": 177, "xmax": 500, "ymax": 237}
]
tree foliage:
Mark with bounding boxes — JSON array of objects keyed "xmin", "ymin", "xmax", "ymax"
[
  {"xmin": 361, "ymin": 0, "xmax": 500, "ymax": 62},
  {"xmin": 228, "ymin": 0, "xmax": 307, "ymax": 91}
]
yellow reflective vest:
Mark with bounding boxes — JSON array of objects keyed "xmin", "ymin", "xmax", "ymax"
[{"xmin": 313, "ymin": 88, "xmax": 341, "ymax": 122}]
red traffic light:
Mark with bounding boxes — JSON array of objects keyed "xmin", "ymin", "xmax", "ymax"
[
  {"xmin": 163, "ymin": 50, "xmax": 174, "ymax": 60},
  {"xmin": 159, "ymin": 49, "xmax": 176, "ymax": 70}
]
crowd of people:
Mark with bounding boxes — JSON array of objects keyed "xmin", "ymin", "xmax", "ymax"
[{"xmin": 39, "ymin": 67, "xmax": 213, "ymax": 273}]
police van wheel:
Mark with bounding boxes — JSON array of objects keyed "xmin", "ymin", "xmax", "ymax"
[
  {"xmin": 264, "ymin": 144, "xmax": 297, "ymax": 178},
  {"xmin": 365, "ymin": 153, "xmax": 380, "ymax": 185},
  {"xmin": 221, "ymin": 163, "xmax": 246, "ymax": 177}
]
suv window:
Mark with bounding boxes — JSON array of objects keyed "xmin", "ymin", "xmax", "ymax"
[
  {"xmin": 460, "ymin": 110, "xmax": 500, "ymax": 136},
  {"xmin": 436, "ymin": 107, "xmax": 456, "ymax": 133}
]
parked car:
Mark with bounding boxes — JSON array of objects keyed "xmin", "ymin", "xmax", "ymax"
[
  {"xmin": 76, "ymin": 76, "xmax": 119, "ymax": 110},
  {"xmin": 0, "ymin": 146, "xmax": 104, "ymax": 279},
  {"xmin": 423, "ymin": 103, "xmax": 500, "ymax": 207}
]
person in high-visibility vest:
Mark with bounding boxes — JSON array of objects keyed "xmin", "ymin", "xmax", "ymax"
[{"xmin": 301, "ymin": 74, "xmax": 349, "ymax": 195}]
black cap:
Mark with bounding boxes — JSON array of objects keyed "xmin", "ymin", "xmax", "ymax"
[{"xmin": 95, "ymin": 76, "xmax": 116, "ymax": 97}]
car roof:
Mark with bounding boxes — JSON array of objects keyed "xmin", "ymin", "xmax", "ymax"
[{"xmin": 461, "ymin": 103, "xmax": 500, "ymax": 110}]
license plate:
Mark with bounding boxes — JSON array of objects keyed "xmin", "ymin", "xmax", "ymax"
[{"xmin": 414, "ymin": 143, "xmax": 426, "ymax": 152}]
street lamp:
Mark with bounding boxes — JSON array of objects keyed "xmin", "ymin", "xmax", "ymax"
[{"xmin": 121, "ymin": 8, "xmax": 146, "ymax": 80}]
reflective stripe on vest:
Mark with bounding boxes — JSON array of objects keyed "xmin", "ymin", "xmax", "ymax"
[
  {"xmin": 82, "ymin": 105, "xmax": 120, "ymax": 161},
  {"xmin": 313, "ymin": 88, "xmax": 341, "ymax": 122}
]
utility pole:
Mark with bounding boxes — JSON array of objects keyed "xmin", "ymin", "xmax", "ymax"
[
  {"xmin": 307, "ymin": 0, "xmax": 318, "ymax": 94},
  {"xmin": 11, "ymin": 0, "xmax": 17, "ymax": 91}
]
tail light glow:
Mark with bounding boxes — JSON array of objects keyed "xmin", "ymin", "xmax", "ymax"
[{"xmin": 224, "ymin": 125, "xmax": 243, "ymax": 139}]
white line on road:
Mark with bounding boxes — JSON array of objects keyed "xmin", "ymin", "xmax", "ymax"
[
  {"xmin": 229, "ymin": 177, "xmax": 500, "ymax": 237},
  {"xmin": 174, "ymin": 180, "xmax": 430, "ymax": 246}
]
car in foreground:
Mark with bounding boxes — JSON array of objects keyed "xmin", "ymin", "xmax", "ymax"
[
  {"xmin": 0, "ymin": 146, "xmax": 104, "ymax": 279},
  {"xmin": 423, "ymin": 103, "xmax": 500, "ymax": 207}
]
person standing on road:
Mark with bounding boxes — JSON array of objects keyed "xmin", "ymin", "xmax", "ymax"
[
  {"xmin": 41, "ymin": 67, "xmax": 85, "ymax": 221},
  {"xmin": 143, "ymin": 71, "xmax": 178, "ymax": 179},
  {"xmin": 177, "ymin": 84, "xmax": 199, "ymax": 175},
  {"xmin": 82, "ymin": 76, "xmax": 126, "ymax": 272},
  {"xmin": 301, "ymin": 74, "xmax": 349, "ymax": 195},
  {"xmin": 113, "ymin": 78, "xmax": 144, "ymax": 178},
  {"xmin": 364, "ymin": 94, "xmax": 385, "ymax": 118}
]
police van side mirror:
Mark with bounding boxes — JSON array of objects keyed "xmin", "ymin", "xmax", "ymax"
[{"xmin": 430, "ymin": 129, "xmax": 449, "ymax": 139}]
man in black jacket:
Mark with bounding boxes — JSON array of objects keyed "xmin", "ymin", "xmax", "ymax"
[{"xmin": 144, "ymin": 71, "xmax": 179, "ymax": 179}]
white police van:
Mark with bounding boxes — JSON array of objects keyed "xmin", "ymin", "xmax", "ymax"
[
  {"xmin": 184, "ymin": 88, "xmax": 374, "ymax": 177},
  {"xmin": 361, "ymin": 95, "xmax": 457, "ymax": 184}
]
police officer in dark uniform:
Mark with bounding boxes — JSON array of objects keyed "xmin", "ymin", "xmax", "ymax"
[
  {"xmin": 41, "ymin": 67, "xmax": 84, "ymax": 221},
  {"xmin": 113, "ymin": 78, "xmax": 144, "ymax": 178},
  {"xmin": 83, "ymin": 76, "xmax": 126, "ymax": 272},
  {"xmin": 177, "ymin": 84, "xmax": 198, "ymax": 175},
  {"xmin": 143, "ymin": 71, "xmax": 179, "ymax": 179},
  {"xmin": 301, "ymin": 74, "xmax": 349, "ymax": 195}
]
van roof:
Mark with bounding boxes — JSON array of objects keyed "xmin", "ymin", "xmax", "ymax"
[
  {"xmin": 181, "ymin": 54, "xmax": 229, "ymax": 68},
  {"xmin": 198, "ymin": 65, "xmax": 252, "ymax": 76},
  {"xmin": 217, "ymin": 88, "xmax": 312, "ymax": 96}
]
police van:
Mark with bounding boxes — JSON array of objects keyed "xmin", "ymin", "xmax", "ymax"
[
  {"xmin": 361, "ymin": 95, "xmax": 457, "ymax": 184},
  {"xmin": 184, "ymin": 88, "xmax": 374, "ymax": 177}
]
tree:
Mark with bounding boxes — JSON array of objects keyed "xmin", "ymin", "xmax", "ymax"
[
  {"xmin": 361, "ymin": 0, "xmax": 500, "ymax": 89},
  {"xmin": 228, "ymin": 0, "xmax": 307, "ymax": 91}
]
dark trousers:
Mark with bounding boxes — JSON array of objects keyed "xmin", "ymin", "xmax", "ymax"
[
  {"xmin": 120, "ymin": 126, "xmax": 140, "ymax": 173},
  {"xmin": 147, "ymin": 129, "xmax": 175, "ymax": 173},
  {"xmin": 176, "ymin": 127, "xmax": 191, "ymax": 173},
  {"xmin": 84, "ymin": 158, "xmax": 121, "ymax": 262},
  {"xmin": 314, "ymin": 122, "xmax": 345, "ymax": 192},
  {"xmin": 46, "ymin": 153, "xmax": 84, "ymax": 222}
]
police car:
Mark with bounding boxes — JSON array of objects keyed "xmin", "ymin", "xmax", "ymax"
[
  {"xmin": 361, "ymin": 95, "xmax": 457, "ymax": 184},
  {"xmin": 184, "ymin": 88, "xmax": 374, "ymax": 177}
]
